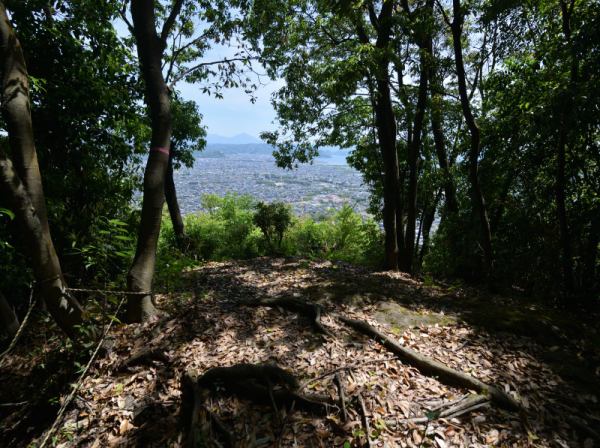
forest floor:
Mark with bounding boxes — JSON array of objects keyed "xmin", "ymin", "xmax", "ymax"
[{"xmin": 1, "ymin": 257, "xmax": 599, "ymax": 447}]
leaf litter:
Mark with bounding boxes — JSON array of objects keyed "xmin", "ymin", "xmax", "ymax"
[{"xmin": 1, "ymin": 257, "xmax": 599, "ymax": 447}]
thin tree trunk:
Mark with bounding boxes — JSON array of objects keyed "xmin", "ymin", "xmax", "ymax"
[
  {"xmin": 403, "ymin": 42, "xmax": 429, "ymax": 273},
  {"xmin": 0, "ymin": 290, "xmax": 19, "ymax": 338},
  {"xmin": 127, "ymin": 0, "xmax": 175, "ymax": 322},
  {"xmin": 374, "ymin": 75, "xmax": 400, "ymax": 271},
  {"xmin": 450, "ymin": 0, "xmax": 494, "ymax": 275},
  {"xmin": 429, "ymin": 54, "xmax": 458, "ymax": 216},
  {"xmin": 0, "ymin": 3, "xmax": 83, "ymax": 337},
  {"xmin": 419, "ymin": 189, "xmax": 442, "ymax": 266},
  {"xmin": 555, "ymin": 0, "xmax": 577, "ymax": 292},
  {"xmin": 164, "ymin": 144, "xmax": 186, "ymax": 249}
]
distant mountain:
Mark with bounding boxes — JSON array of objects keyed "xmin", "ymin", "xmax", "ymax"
[
  {"xmin": 205, "ymin": 133, "xmax": 262, "ymax": 144},
  {"xmin": 197, "ymin": 143, "xmax": 351, "ymax": 162}
]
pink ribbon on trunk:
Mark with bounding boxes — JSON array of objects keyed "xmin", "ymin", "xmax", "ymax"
[{"xmin": 151, "ymin": 146, "xmax": 170, "ymax": 156}]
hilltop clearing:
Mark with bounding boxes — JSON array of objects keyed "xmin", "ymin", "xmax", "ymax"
[{"xmin": 1, "ymin": 258, "xmax": 598, "ymax": 447}]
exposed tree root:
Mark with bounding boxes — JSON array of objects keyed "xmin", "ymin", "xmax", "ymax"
[
  {"xmin": 386, "ymin": 394, "xmax": 490, "ymax": 426},
  {"xmin": 338, "ymin": 316, "xmax": 522, "ymax": 412},
  {"xmin": 246, "ymin": 296, "xmax": 332, "ymax": 336},
  {"xmin": 117, "ymin": 347, "xmax": 170, "ymax": 372},
  {"xmin": 180, "ymin": 364, "xmax": 336, "ymax": 447}
]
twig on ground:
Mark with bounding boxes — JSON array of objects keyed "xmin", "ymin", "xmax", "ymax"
[
  {"xmin": 357, "ymin": 393, "xmax": 372, "ymax": 448},
  {"xmin": 385, "ymin": 394, "xmax": 491, "ymax": 426},
  {"xmin": 334, "ymin": 373, "xmax": 348, "ymax": 422},
  {"xmin": 299, "ymin": 357, "xmax": 399, "ymax": 390}
]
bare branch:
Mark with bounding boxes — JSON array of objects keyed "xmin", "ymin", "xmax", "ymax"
[
  {"xmin": 169, "ymin": 56, "xmax": 255, "ymax": 87},
  {"xmin": 435, "ymin": 0, "xmax": 452, "ymax": 27},
  {"xmin": 119, "ymin": 0, "xmax": 134, "ymax": 35}
]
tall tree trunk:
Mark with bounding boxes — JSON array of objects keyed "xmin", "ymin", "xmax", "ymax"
[
  {"xmin": 419, "ymin": 189, "xmax": 442, "ymax": 266},
  {"xmin": 403, "ymin": 42, "xmax": 429, "ymax": 273},
  {"xmin": 0, "ymin": 290, "xmax": 19, "ymax": 339},
  {"xmin": 429, "ymin": 50, "xmax": 458, "ymax": 216},
  {"xmin": 355, "ymin": 3, "xmax": 401, "ymax": 270},
  {"xmin": 374, "ymin": 75, "xmax": 400, "ymax": 271},
  {"xmin": 0, "ymin": 4, "xmax": 49, "ymax": 236},
  {"xmin": 555, "ymin": 0, "xmax": 577, "ymax": 292},
  {"xmin": 127, "ymin": 0, "xmax": 174, "ymax": 322},
  {"xmin": 450, "ymin": 0, "xmax": 494, "ymax": 275},
  {"xmin": 0, "ymin": 3, "xmax": 83, "ymax": 337},
  {"xmin": 164, "ymin": 144, "xmax": 186, "ymax": 250},
  {"xmin": 372, "ymin": 3, "xmax": 401, "ymax": 271}
]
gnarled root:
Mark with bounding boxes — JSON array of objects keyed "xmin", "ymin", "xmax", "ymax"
[
  {"xmin": 338, "ymin": 316, "xmax": 522, "ymax": 412},
  {"xmin": 180, "ymin": 363, "xmax": 336, "ymax": 447}
]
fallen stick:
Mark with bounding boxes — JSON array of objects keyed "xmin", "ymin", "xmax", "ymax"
[
  {"xmin": 386, "ymin": 395, "xmax": 491, "ymax": 426},
  {"xmin": 299, "ymin": 357, "xmax": 399, "ymax": 390},
  {"xmin": 338, "ymin": 316, "xmax": 521, "ymax": 412},
  {"xmin": 357, "ymin": 393, "xmax": 372, "ymax": 448},
  {"xmin": 334, "ymin": 373, "xmax": 348, "ymax": 422}
]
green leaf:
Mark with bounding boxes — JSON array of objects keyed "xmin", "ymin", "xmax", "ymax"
[
  {"xmin": 0, "ymin": 207, "xmax": 15, "ymax": 220},
  {"xmin": 425, "ymin": 409, "xmax": 441, "ymax": 421}
]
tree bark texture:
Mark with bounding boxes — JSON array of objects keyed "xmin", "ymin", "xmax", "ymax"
[
  {"xmin": 450, "ymin": 0, "xmax": 494, "ymax": 275},
  {"xmin": 164, "ymin": 146, "xmax": 186, "ymax": 249},
  {"xmin": 0, "ymin": 152, "xmax": 83, "ymax": 336},
  {"xmin": 0, "ymin": 290, "xmax": 19, "ymax": 338},
  {"xmin": 0, "ymin": 3, "xmax": 83, "ymax": 336},
  {"xmin": 372, "ymin": 2, "xmax": 401, "ymax": 271},
  {"xmin": 0, "ymin": 3, "xmax": 50, "ymax": 236},
  {"xmin": 429, "ymin": 50, "xmax": 458, "ymax": 216},
  {"xmin": 555, "ymin": 0, "xmax": 577, "ymax": 292},
  {"xmin": 402, "ymin": 37, "xmax": 429, "ymax": 273},
  {"xmin": 127, "ymin": 0, "xmax": 174, "ymax": 321}
]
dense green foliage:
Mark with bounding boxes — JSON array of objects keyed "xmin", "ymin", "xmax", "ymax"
[
  {"xmin": 249, "ymin": 0, "xmax": 600, "ymax": 299},
  {"xmin": 157, "ymin": 194, "xmax": 383, "ymax": 275}
]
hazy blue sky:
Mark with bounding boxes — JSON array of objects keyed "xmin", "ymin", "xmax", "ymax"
[
  {"xmin": 114, "ymin": 18, "xmax": 280, "ymax": 139},
  {"xmin": 177, "ymin": 77, "xmax": 281, "ymax": 139}
]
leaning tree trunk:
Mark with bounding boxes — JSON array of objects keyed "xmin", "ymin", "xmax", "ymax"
[
  {"xmin": 0, "ymin": 3, "xmax": 83, "ymax": 337},
  {"xmin": 0, "ymin": 290, "xmax": 19, "ymax": 339},
  {"xmin": 164, "ymin": 145, "xmax": 187, "ymax": 250},
  {"xmin": 450, "ymin": 0, "xmax": 494, "ymax": 276},
  {"xmin": 0, "ymin": 152, "xmax": 83, "ymax": 336},
  {"xmin": 0, "ymin": 3, "xmax": 50, "ymax": 237},
  {"xmin": 126, "ymin": 0, "xmax": 174, "ymax": 322}
]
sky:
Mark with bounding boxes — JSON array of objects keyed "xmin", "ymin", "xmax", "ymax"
[
  {"xmin": 177, "ymin": 77, "xmax": 281, "ymax": 139},
  {"xmin": 113, "ymin": 15, "xmax": 281, "ymax": 140}
]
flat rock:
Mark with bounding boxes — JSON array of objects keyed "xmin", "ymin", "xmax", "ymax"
[{"xmin": 374, "ymin": 301, "xmax": 456, "ymax": 331}]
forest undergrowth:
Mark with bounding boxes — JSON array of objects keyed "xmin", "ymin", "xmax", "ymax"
[{"xmin": 1, "ymin": 257, "xmax": 598, "ymax": 447}]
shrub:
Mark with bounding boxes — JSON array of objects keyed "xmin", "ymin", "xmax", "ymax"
[
  {"xmin": 254, "ymin": 201, "xmax": 292, "ymax": 253},
  {"xmin": 157, "ymin": 195, "xmax": 385, "ymax": 279}
]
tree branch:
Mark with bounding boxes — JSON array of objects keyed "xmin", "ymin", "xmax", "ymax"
[{"xmin": 160, "ymin": 0, "xmax": 184, "ymax": 45}]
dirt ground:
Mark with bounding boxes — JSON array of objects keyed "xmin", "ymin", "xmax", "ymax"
[{"xmin": 1, "ymin": 257, "xmax": 599, "ymax": 447}]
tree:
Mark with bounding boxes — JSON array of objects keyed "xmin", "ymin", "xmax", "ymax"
[
  {"xmin": 123, "ymin": 0, "xmax": 254, "ymax": 321},
  {"xmin": 445, "ymin": 0, "xmax": 494, "ymax": 275},
  {"xmin": 0, "ymin": 0, "xmax": 83, "ymax": 336}
]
